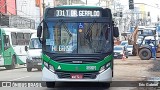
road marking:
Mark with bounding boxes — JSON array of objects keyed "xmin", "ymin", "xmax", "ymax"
[{"xmin": 8, "ymin": 76, "xmax": 30, "ymax": 81}]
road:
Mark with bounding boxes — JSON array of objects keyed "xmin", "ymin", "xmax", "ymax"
[
  {"xmin": 0, "ymin": 56, "xmax": 160, "ymax": 90},
  {"xmin": 0, "ymin": 66, "xmax": 41, "ymax": 81}
]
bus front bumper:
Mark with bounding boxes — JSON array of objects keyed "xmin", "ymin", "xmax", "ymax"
[{"xmin": 42, "ymin": 67, "xmax": 112, "ymax": 82}]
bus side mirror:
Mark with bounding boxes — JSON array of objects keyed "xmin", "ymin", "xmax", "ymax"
[
  {"xmin": 37, "ymin": 26, "xmax": 42, "ymax": 38},
  {"xmin": 113, "ymin": 27, "xmax": 119, "ymax": 37},
  {"xmin": 25, "ymin": 46, "xmax": 28, "ymax": 51}
]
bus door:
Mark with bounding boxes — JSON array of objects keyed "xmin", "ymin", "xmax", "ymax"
[
  {"xmin": 0, "ymin": 30, "xmax": 2, "ymax": 53},
  {"xmin": 0, "ymin": 30, "xmax": 4, "ymax": 65},
  {"xmin": 2, "ymin": 33, "xmax": 12, "ymax": 65}
]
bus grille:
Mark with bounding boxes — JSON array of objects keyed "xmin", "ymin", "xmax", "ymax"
[
  {"xmin": 53, "ymin": 57, "xmax": 101, "ymax": 64},
  {"xmin": 55, "ymin": 71, "xmax": 99, "ymax": 79}
]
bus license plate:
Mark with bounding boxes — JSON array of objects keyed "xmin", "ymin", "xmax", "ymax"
[{"xmin": 71, "ymin": 74, "xmax": 83, "ymax": 79}]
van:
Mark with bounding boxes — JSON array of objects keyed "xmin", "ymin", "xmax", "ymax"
[{"xmin": 25, "ymin": 33, "xmax": 42, "ymax": 72}]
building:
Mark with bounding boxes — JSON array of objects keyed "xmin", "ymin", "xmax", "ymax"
[
  {"xmin": 0, "ymin": 0, "xmax": 16, "ymax": 15},
  {"xmin": 16, "ymin": 0, "xmax": 41, "ymax": 28}
]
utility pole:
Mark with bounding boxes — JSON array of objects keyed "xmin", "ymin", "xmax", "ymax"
[
  {"xmin": 129, "ymin": 0, "xmax": 134, "ymax": 26},
  {"xmin": 43, "ymin": 0, "xmax": 45, "ymax": 18},
  {"xmin": 86, "ymin": 0, "xmax": 87, "ymax": 5}
]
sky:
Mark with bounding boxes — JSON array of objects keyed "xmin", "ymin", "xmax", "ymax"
[
  {"xmin": 125, "ymin": 0, "xmax": 160, "ymax": 22},
  {"xmin": 81, "ymin": 0, "xmax": 160, "ymax": 22}
]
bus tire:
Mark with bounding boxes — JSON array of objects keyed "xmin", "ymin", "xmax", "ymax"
[
  {"xmin": 46, "ymin": 82, "xmax": 55, "ymax": 88},
  {"xmin": 101, "ymin": 83, "xmax": 110, "ymax": 88},
  {"xmin": 27, "ymin": 68, "xmax": 32, "ymax": 72},
  {"xmin": 139, "ymin": 48, "xmax": 151, "ymax": 60},
  {"xmin": 5, "ymin": 56, "xmax": 16, "ymax": 70},
  {"xmin": 37, "ymin": 68, "xmax": 42, "ymax": 71}
]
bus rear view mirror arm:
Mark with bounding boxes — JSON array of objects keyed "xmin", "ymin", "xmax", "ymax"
[
  {"xmin": 37, "ymin": 25, "xmax": 43, "ymax": 44},
  {"xmin": 37, "ymin": 25, "xmax": 42, "ymax": 37},
  {"xmin": 113, "ymin": 27, "xmax": 119, "ymax": 37}
]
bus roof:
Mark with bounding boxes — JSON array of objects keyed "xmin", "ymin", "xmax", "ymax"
[
  {"xmin": 0, "ymin": 28, "xmax": 36, "ymax": 33},
  {"xmin": 54, "ymin": 5, "xmax": 103, "ymax": 9}
]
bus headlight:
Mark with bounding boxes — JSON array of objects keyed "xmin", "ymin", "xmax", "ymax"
[
  {"xmin": 99, "ymin": 66, "xmax": 105, "ymax": 73},
  {"xmin": 106, "ymin": 62, "xmax": 111, "ymax": 68},
  {"xmin": 99, "ymin": 62, "xmax": 111, "ymax": 73},
  {"xmin": 43, "ymin": 61, "xmax": 48, "ymax": 68},
  {"xmin": 49, "ymin": 65, "xmax": 55, "ymax": 73}
]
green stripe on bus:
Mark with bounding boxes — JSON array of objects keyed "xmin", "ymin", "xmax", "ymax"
[{"xmin": 42, "ymin": 54, "xmax": 113, "ymax": 72}]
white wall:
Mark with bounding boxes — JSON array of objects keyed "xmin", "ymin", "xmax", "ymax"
[{"xmin": 16, "ymin": 0, "xmax": 40, "ymax": 29}]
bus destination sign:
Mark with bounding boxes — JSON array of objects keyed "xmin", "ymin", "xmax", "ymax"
[{"xmin": 55, "ymin": 9, "xmax": 101, "ymax": 17}]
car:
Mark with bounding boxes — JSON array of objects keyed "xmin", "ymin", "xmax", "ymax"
[
  {"xmin": 114, "ymin": 45, "xmax": 129, "ymax": 59},
  {"xmin": 120, "ymin": 41, "xmax": 128, "ymax": 48},
  {"xmin": 25, "ymin": 34, "xmax": 42, "ymax": 72},
  {"xmin": 126, "ymin": 45, "xmax": 133, "ymax": 55}
]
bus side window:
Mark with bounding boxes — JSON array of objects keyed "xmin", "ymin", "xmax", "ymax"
[
  {"xmin": 17, "ymin": 33, "xmax": 25, "ymax": 45},
  {"xmin": 24, "ymin": 33, "xmax": 30, "ymax": 45},
  {"xmin": 11, "ymin": 32, "xmax": 17, "ymax": 45},
  {"xmin": 3, "ymin": 35, "xmax": 10, "ymax": 50}
]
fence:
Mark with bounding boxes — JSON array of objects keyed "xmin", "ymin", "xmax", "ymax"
[{"xmin": 0, "ymin": 14, "xmax": 35, "ymax": 29}]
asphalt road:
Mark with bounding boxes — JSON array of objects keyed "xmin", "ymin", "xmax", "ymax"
[
  {"xmin": 0, "ymin": 66, "xmax": 41, "ymax": 81},
  {"xmin": 0, "ymin": 56, "xmax": 157, "ymax": 90},
  {"xmin": 0, "ymin": 66, "xmax": 137, "ymax": 90}
]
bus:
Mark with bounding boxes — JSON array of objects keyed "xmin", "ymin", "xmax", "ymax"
[
  {"xmin": 0, "ymin": 28, "xmax": 36, "ymax": 69},
  {"xmin": 37, "ymin": 5, "xmax": 119, "ymax": 88}
]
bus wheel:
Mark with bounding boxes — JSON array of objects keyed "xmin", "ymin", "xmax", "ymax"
[
  {"xmin": 5, "ymin": 56, "xmax": 16, "ymax": 70},
  {"xmin": 37, "ymin": 68, "xmax": 42, "ymax": 71},
  {"xmin": 27, "ymin": 68, "xmax": 32, "ymax": 72},
  {"xmin": 101, "ymin": 83, "xmax": 110, "ymax": 88},
  {"xmin": 46, "ymin": 82, "xmax": 55, "ymax": 88}
]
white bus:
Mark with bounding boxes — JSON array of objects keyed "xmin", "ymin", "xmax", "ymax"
[{"xmin": 0, "ymin": 28, "xmax": 36, "ymax": 69}]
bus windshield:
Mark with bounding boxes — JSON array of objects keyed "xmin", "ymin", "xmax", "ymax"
[
  {"xmin": 29, "ymin": 38, "xmax": 42, "ymax": 49},
  {"xmin": 43, "ymin": 22, "xmax": 112, "ymax": 54}
]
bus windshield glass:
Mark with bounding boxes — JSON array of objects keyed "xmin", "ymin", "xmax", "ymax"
[
  {"xmin": 29, "ymin": 38, "xmax": 42, "ymax": 49},
  {"xmin": 43, "ymin": 22, "xmax": 112, "ymax": 54}
]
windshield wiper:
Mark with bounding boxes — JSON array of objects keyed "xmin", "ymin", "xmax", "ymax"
[
  {"xmin": 84, "ymin": 20, "xmax": 96, "ymax": 48},
  {"xmin": 59, "ymin": 20, "xmax": 72, "ymax": 37}
]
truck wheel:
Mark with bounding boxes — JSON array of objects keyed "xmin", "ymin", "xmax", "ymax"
[
  {"xmin": 46, "ymin": 82, "xmax": 55, "ymax": 88},
  {"xmin": 5, "ymin": 56, "xmax": 16, "ymax": 70},
  {"xmin": 27, "ymin": 68, "xmax": 32, "ymax": 72},
  {"xmin": 139, "ymin": 48, "xmax": 151, "ymax": 60}
]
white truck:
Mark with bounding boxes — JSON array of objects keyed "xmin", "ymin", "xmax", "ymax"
[{"xmin": 25, "ymin": 33, "xmax": 42, "ymax": 72}]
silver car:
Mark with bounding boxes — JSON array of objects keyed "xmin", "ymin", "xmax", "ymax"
[
  {"xmin": 114, "ymin": 45, "xmax": 129, "ymax": 59},
  {"xmin": 126, "ymin": 45, "xmax": 133, "ymax": 56}
]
